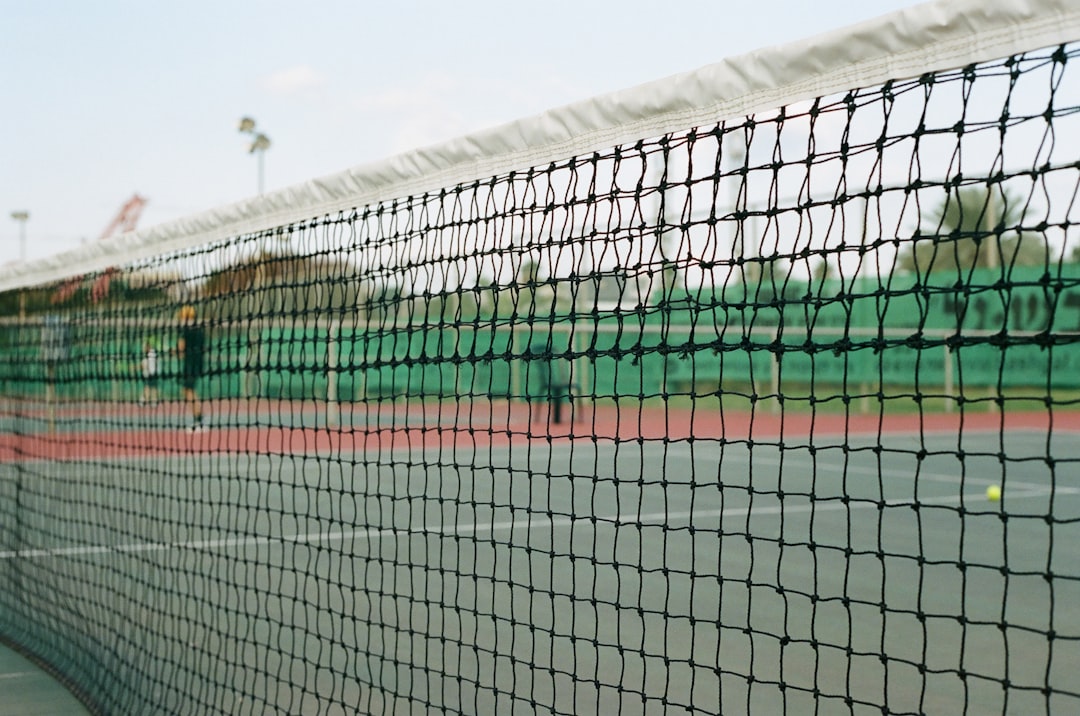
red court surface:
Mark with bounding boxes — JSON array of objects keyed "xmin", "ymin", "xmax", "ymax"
[{"xmin": 2, "ymin": 399, "xmax": 1079, "ymax": 461}]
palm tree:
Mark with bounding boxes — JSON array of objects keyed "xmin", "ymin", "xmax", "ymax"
[{"xmin": 895, "ymin": 186, "xmax": 1047, "ymax": 275}]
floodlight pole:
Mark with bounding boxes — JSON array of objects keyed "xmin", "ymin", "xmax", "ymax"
[
  {"xmin": 257, "ymin": 147, "xmax": 266, "ymax": 196},
  {"xmin": 10, "ymin": 210, "xmax": 28, "ymax": 263},
  {"xmin": 238, "ymin": 117, "xmax": 271, "ymax": 196},
  {"xmin": 10, "ymin": 211, "xmax": 29, "ymax": 319}
]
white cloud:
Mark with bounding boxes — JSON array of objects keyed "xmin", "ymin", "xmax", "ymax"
[
  {"xmin": 261, "ymin": 65, "xmax": 326, "ymax": 94},
  {"xmin": 345, "ymin": 73, "xmax": 477, "ymax": 152},
  {"xmin": 354, "ymin": 72, "xmax": 460, "ymax": 112},
  {"xmin": 389, "ymin": 110, "xmax": 472, "ymax": 154}
]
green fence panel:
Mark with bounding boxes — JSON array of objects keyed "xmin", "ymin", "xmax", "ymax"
[
  {"xmin": 4, "ymin": 264, "xmax": 1079, "ymax": 404},
  {"xmin": 259, "ymin": 327, "xmax": 330, "ymax": 400}
]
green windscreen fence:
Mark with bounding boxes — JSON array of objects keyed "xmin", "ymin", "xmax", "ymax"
[{"xmin": 7, "ymin": 264, "xmax": 1077, "ymax": 405}]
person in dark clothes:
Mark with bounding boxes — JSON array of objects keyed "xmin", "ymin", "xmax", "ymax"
[
  {"xmin": 177, "ymin": 305, "xmax": 207, "ymax": 432},
  {"xmin": 140, "ymin": 339, "xmax": 159, "ymax": 404},
  {"xmin": 535, "ymin": 339, "xmax": 573, "ymax": 425}
]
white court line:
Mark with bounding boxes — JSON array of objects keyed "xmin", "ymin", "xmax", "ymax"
[
  {"xmin": 2, "ymin": 485, "xmax": 1077, "ymax": 561},
  {"xmin": 738, "ymin": 453, "xmax": 1052, "ymax": 491}
]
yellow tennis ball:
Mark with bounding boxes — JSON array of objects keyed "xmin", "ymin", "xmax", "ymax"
[{"xmin": 986, "ymin": 485, "xmax": 1002, "ymax": 502}]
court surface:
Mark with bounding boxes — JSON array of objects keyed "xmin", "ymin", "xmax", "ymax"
[
  {"xmin": 0, "ymin": 641, "xmax": 91, "ymax": 716},
  {"xmin": 3, "ymin": 425, "xmax": 1078, "ymax": 715}
]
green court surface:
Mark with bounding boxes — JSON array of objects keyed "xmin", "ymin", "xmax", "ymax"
[
  {"xmin": 4, "ymin": 429, "xmax": 1078, "ymax": 714},
  {"xmin": 0, "ymin": 641, "xmax": 90, "ymax": 716}
]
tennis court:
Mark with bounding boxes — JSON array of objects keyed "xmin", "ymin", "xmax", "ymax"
[
  {"xmin": 4, "ymin": 418, "xmax": 1079, "ymax": 714},
  {"xmin": 3, "ymin": 0, "xmax": 1080, "ymax": 713}
]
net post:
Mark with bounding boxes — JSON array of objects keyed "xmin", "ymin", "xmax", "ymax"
[
  {"xmin": 858, "ymin": 327, "xmax": 871, "ymax": 415},
  {"xmin": 450, "ymin": 323, "xmax": 461, "ymax": 398},
  {"xmin": 857, "ymin": 197, "xmax": 871, "ymax": 416},
  {"xmin": 511, "ymin": 324, "xmax": 523, "ymax": 402},
  {"xmin": 357, "ymin": 321, "xmax": 369, "ymax": 402},
  {"xmin": 770, "ymin": 325, "xmax": 780, "ymax": 415},
  {"xmin": 943, "ymin": 342, "xmax": 954, "ymax": 413},
  {"xmin": 984, "ymin": 189, "xmax": 1001, "ymax": 414},
  {"xmin": 326, "ymin": 319, "xmax": 339, "ymax": 428},
  {"xmin": 569, "ymin": 323, "xmax": 579, "ymax": 423},
  {"xmin": 242, "ymin": 327, "xmax": 257, "ymax": 400},
  {"xmin": 45, "ymin": 364, "xmax": 56, "ymax": 434}
]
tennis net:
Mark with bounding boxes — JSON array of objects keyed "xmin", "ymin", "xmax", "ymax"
[{"xmin": 3, "ymin": 0, "xmax": 1080, "ymax": 713}]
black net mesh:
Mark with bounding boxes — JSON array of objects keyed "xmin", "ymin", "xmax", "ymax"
[{"xmin": 2, "ymin": 42, "xmax": 1080, "ymax": 715}]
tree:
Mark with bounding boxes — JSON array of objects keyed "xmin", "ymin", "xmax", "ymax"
[
  {"xmin": 895, "ymin": 186, "xmax": 1047, "ymax": 275},
  {"xmin": 1, "ymin": 286, "xmax": 67, "ymax": 316},
  {"xmin": 202, "ymin": 249, "xmax": 366, "ymax": 321},
  {"xmin": 812, "ymin": 256, "xmax": 836, "ymax": 284}
]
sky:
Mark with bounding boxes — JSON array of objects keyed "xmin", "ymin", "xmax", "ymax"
[{"xmin": 2, "ymin": 0, "xmax": 929, "ymax": 266}]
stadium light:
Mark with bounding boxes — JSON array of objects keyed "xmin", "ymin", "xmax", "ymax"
[
  {"xmin": 238, "ymin": 117, "xmax": 271, "ymax": 195},
  {"xmin": 10, "ymin": 210, "xmax": 29, "ymax": 263}
]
